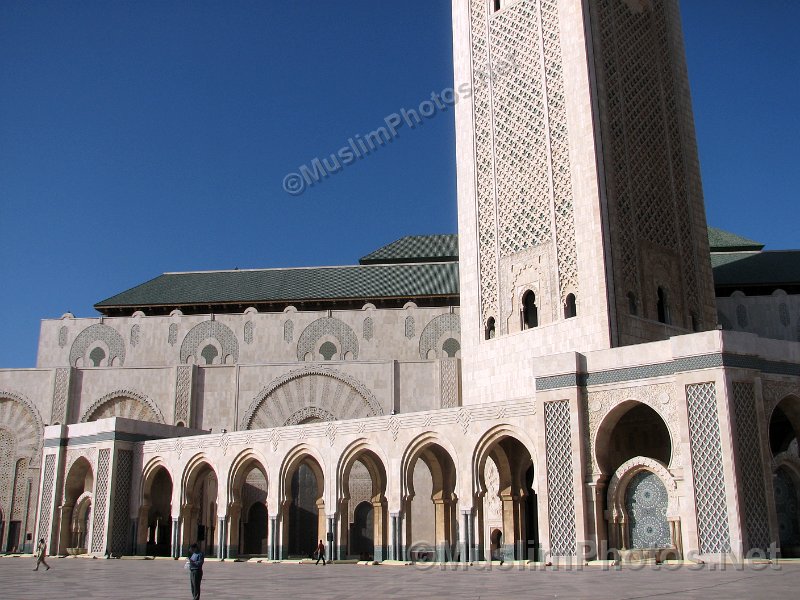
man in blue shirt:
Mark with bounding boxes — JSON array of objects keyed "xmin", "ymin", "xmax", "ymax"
[{"xmin": 188, "ymin": 543, "xmax": 204, "ymax": 600}]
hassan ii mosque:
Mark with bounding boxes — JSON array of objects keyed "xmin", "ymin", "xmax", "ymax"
[{"xmin": 1, "ymin": 0, "xmax": 799, "ymax": 566}]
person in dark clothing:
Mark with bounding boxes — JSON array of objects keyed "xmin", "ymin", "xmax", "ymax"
[
  {"xmin": 188, "ymin": 543, "xmax": 204, "ymax": 600},
  {"xmin": 315, "ymin": 539, "xmax": 326, "ymax": 565}
]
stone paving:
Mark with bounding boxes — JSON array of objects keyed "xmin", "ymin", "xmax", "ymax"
[{"xmin": 1, "ymin": 557, "xmax": 800, "ymax": 599}]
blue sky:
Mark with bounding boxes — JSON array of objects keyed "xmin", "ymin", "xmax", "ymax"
[{"xmin": 0, "ymin": 0, "xmax": 797, "ymax": 368}]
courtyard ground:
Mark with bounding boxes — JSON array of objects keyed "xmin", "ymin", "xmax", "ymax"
[{"xmin": 1, "ymin": 556, "xmax": 799, "ymax": 599}]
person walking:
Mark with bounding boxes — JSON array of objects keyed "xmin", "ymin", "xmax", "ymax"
[
  {"xmin": 187, "ymin": 543, "xmax": 204, "ymax": 600},
  {"xmin": 33, "ymin": 538, "xmax": 50, "ymax": 571},
  {"xmin": 315, "ymin": 539, "xmax": 326, "ymax": 565}
]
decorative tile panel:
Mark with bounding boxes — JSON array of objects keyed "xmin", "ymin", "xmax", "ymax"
[
  {"xmin": 110, "ymin": 450, "xmax": 132, "ymax": 555},
  {"xmin": 544, "ymin": 400, "xmax": 576, "ymax": 556},
  {"xmin": 625, "ymin": 470, "xmax": 670, "ymax": 549},
  {"xmin": 130, "ymin": 324, "xmax": 140, "ymax": 348},
  {"xmin": 731, "ymin": 382, "xmax": 770, "ymax": 551},
  {"xmin": 686, "ymin": 382, "xmax": 731, "ymax": 554},
  {"xmin": 419, "ymin": 314, "xmax": 460, "ymax": 359},
  {"xmin": 404, "ymin": 316, "xmax": 415, "ymax": 339},
  {"xmin": 51, "ymin": 368, "xmax": 72, "ymax": 425},
  {"xmin": 439, "ymin": 359, "xmax": 460, "ymax": 409},
  {"xmin": 244, "ymin": 321, "xmax": 254, "ymax": 345},
  {"xmin": 362, "ymin": 317, "xmax": 374, "ymax": 341},
  {"xmin": 37, "ymin": 454, "xmax": 56, "ymax": 544},
  {"xmin": 468, "ymin": 0, "xmax": 577, "ymax": 329},
  {"xmin": 69, "ymin": 324, "xmax": 125, "ymax": 367},
  {"xmin": 180, "ymin": 320, "xmax": 239, "ymax": 364},
  {"xmin": 91, "ymin": 449, "xmax": 111, "ymax": 553},
  {"xmin": 174, "ymin": 365, "xmax": 193, "ymax": 426},
  {"xmin": 284, "ymin": 320, "xmax": 294, "ymax": 343},
  {"xmin": 296, "ymin": 317, "xmax": 357, "ymax": 360},
  {"xmin": 168, "ymin": 323, "xmax": 178, "ymax": 346}
]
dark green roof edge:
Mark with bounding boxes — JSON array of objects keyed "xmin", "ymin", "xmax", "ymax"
[
  {"xmin": 707, "ymin": 226, "xmax": 764, "ymax": 252},
  {"xmin": 359, "ymin": 234, "xmax": 459, "ymax": 265},
  {"xmin": 95, "ymin": 262, "xmax": 460, "ymax": 309}
]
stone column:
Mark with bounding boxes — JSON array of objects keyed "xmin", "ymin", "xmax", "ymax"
[
  {"xmin": 218, "ymin": 517, "xmax": 226, "ymax": 559},
  {"xmin": 326, "ymin": 516, "xmax": 335, "ymax": 562},
  {"xmin": 372, "ymin": 500, "xmax": 385, "ymax": 562},
  {"xmin": 171, "ymin": 517, "xmax": 180, "ymax": 558},
  {"xmin": 268, "ymin": 516, "xmax": 276, "ymax": 560}
]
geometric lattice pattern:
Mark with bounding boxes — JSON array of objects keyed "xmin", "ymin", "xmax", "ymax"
[
  {"xmin": 241, "ymin": 367, "xmax": 383, "ymax": 430},
  {"xmin": 37, "ymin": 454, "xmax": 56, "ymax": 545},
  {"xmin": 11, "ymin": 458, "xmax": 29, "ymax": 521},
  {"xmin": 244, "ymin": 321, "xmax": 254, "ymax": 345},
  {"xmin": 0, "ymin": 429, "xmax": 14, "ymax": 513},
  {"xmin": 296, "ymin": 317, "xmax": 358, "ymax": 360},
  {"xmin": 686, "ymin": 382, "xmax": 731, "ymax": 554},
  {"xmin": 69, "ymin": 324, "xmax": 126, "ymax": 367},
  {"xmin": 51, "ymin": 368, "xmax": 71, "ymax": 425},
  {"xmin": 91, "ymin": 449, "xmax": 111, "ymax": 554},
  {"xmin": 180, "ymin": 320, "xmax": 239, "ymax": 364},
  {"xmin": 130, "ymin": 324, "xmax": 140, "ymax": 348},
  {"xmin": 168, "ymin": 323, "xmax": 178, "ymax": 346},
  {"xmin": 404, "ymin": 316, "xmax": 415, "ymax": 339},
  {"xmin": 82, "ymin": 392, "xmax": 164, "ymax": 424},
  {"xmin": 544, "ymin": 400, "xmax": 576, "ymax": 556},
  {"xmin": 284, "ymin": 320, "xmax": 294, "ymax": 343},
  {"xmin": 732, "ymin": 382, "xmax": 771, "ymax": 552},
  {"xmin": 174, "ymin": 365, "xmax": 193, "ymax": 426},
  {"xmin": 419, "ymin": 313, "xmax": 460, "ymax": 359},
  {"xmin": 363, "ymin": 317, "xmax": 374, "ymax": 341},
  {"xmin": 625, "ymin": 470, "xmax": 670, "ymax": 549},
  {"xmin": 596, "ymin": 0, "xmax": 704, "ymax": 323},
  {"xmin": 469, "ymin": 0, "xmax": 577, "ymax": 328},
  {"xmin": 110, "ymin": 449, "xmax": 132, "ymax": 555}
]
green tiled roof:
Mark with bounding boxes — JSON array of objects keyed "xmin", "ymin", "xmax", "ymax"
[
  {"xmin": 359, "ymin": 234, "xmax": 459, "ymax": 265},
  {"xmin": 711, "ymin": 251, "xmax": 800, "ymax": 287},
  {"xmin": 95, "ymin": 262, "xmax": 459, "ymax": 309},
  {"xmin": 707, "ymin": 227, "xmax": 763, "ymax": 252}
]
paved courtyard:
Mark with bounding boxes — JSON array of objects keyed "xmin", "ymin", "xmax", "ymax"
[{"xmin": 2, "ymin": 557, "xmax": 800, "ymax": 599}]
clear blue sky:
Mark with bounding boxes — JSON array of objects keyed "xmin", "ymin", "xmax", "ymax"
[{"xmin": 1, "ymin": 1, "xmax": 798, "ymax": 368}]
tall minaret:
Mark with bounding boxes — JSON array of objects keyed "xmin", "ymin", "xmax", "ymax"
[{"xmin": 452, "ymin": 0, "xmax": 716, "ymax": 404}]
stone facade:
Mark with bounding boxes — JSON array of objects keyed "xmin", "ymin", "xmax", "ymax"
[{"xmin": 0, "ymin": 0, "xmax": 798, "ymax": 566}]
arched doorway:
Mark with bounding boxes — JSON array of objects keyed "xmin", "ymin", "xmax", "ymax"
[
  {"xmin": 351, "ymin": 502, "xmax": 374, "ymax": 559},
  {"xmin": 338, "ymin": 447, "xmax": 388, "ymax": 561},
  {"xmin": 182, "ymin": 460, "xmax": 218, "ymax": 557},
  {"xmin": 403, "ymin": 441, "xmax": 457, "ymax": 563},
  {"xmin": 227, "ymin": 453, "xmax": 269, "ymax": 558},
  {"xmin": 770, "ymin": 397, "xmax": 800, "ymax": 558},
  {"xmin": 596, "ymin": 402, "xmax": 676, "ymax": 557},
  {"xmin": 59, "ymin": 457, "xmax": 94, "ymax": 554},
  {"xmin": 282, "ymin": 455, "xmax": 325, "ymax": 559},
  {"xmin": 140, "ymin": 466, "xmax": 173, "ymax": 557},
  {"xmin": 475, "ymin": 433, "xmax": 538, "ymax": 562},
  {"xmin": 244, "ymin": 503, "xmax": 269, "ymax": 555}
]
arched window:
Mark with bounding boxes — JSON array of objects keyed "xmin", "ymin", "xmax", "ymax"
[
  {"xmin": 564, "ymin": 294, "xmax": 577, "ymax": 319},
  {"xmin": 656, "ymin": 287, "xmax": 669, "ymax": 325},
  {"xmin": 200, "ymin": 344, "xmax": 218, "ymax": 365},
  {"xmin": 627, "ymin": 292, "xmax": 638, "ymax": 316},
  {"xmin": 522, "ymin": 291, "xmax": 538, "ymax": 330},
  {"xmin": 485, "ymin": 317, "xmax": 496, "ymax": 340},
  {"xmin": 319, "ymin": 341, "xmax": 337, "ymax": 361},
  {"xmin": 89, "ymin": 346, "xmax": 106, "ymax": 367}
]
